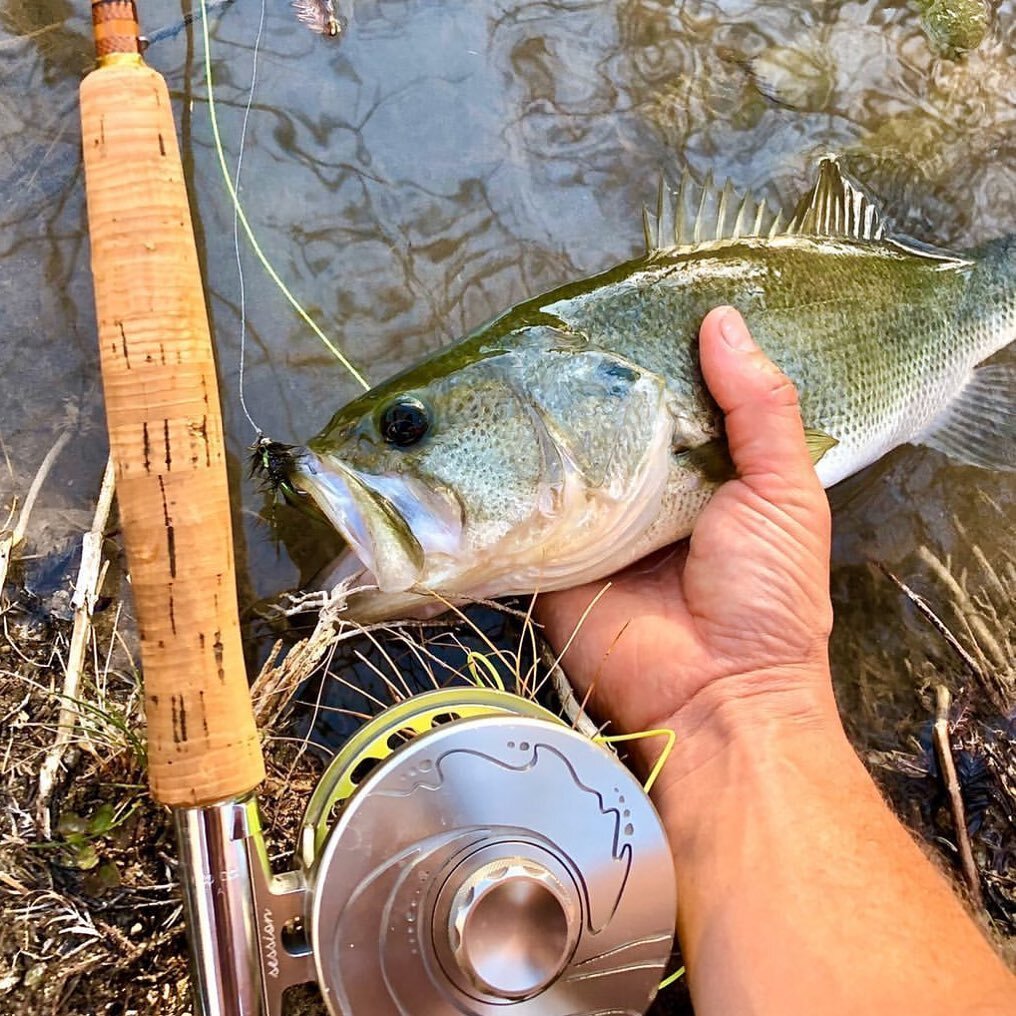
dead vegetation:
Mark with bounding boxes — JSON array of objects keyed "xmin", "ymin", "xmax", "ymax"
[
  {"xmin": 0, "ymin": 580, "xmax": 329, "ymax": 1016},
  {"xmin": 0, "ymin": 586, "xmax": 184, "ymax": 1014},
  {"xmin": 869, "ymin": 535, "xmax": 1016, "ymax": 946}
]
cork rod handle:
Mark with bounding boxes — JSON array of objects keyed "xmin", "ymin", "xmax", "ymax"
[{"xmin": 81, "ymin": 2, "xmax": 265, "ymax": 806}]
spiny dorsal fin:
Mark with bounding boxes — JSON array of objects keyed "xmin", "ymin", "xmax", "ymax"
[
  {"xmin": 787, "ymin": 157, "xmax": 971, "ymax": 263},
  {"xmin": 644, "ymin": 158, "xmax": 880, "ymax": 253},
  {"xmin": 784, "ymin": 156, "xmax": 887, "ymax": 240},
  {"xmin": 644, "ymin": 170, "xmax": 782, "ymax": 252},
  {"xmin": 644, "ymin": 157, "xmax": 969, "ymax": 266}
]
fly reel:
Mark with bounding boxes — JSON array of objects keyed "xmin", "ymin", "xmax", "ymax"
[{"xmin": 239, "ymin": 687, "xmax": 676, "ymax": 1015}]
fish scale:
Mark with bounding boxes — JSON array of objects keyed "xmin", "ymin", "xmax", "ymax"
[
  {"xmin": 544, "ymin": 238, "xmax": 977, "ymax": 486},
  {"xmin": 275, "ymin": 158, "xmax": 1016, "ymax": 621}
]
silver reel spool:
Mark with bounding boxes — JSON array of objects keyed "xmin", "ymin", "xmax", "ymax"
[{"xmin": 249, "ymin": 688, "xmax": 676, "ymax": 1015}]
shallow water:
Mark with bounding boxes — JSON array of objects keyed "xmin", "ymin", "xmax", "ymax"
[{"xmin": 2, "ymin": 0, "xmax": 1014, "ymax": 759}]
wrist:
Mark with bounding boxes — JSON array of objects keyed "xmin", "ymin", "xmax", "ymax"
[{"xmin": 644, "ymin": 661, "xmax": 846, "ymax": 803}]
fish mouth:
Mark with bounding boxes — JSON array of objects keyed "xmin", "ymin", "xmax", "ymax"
[{"xmin": 287, "ymin": 449, "xmax": 462, "ymax": 595}]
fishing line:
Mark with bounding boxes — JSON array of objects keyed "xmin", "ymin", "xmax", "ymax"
[
  {"xmin": 593, "ymin": 728, "xmax": 676, "ymax": 796},
  {"xmin": 197, "ymin": 0, "xmax": 371, "ymax": 393},
  {"xmin": 657, "ymin": 966, "xmax": 686, "ymax": 991},
  {"xmin": 232, "ymin": 0, "xmax": 267, "ymax": 435},
  {"xmin": 199, "ymin": 15, "xmax": 685, "ymax": 985}
]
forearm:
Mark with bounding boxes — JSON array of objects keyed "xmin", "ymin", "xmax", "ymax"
[{"xmin": 653, "ymin": 670, "xmax": 1016, "ymax": 1016}]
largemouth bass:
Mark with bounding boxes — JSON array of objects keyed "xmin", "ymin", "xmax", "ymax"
[{"xmin": 268, "ymin": 158, "xmax": 1016, "ymax": 621}]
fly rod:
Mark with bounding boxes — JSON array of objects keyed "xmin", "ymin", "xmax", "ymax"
[
  {"xmin": 81, "ymin": 1, "xmax": 265, "ymax": 1012},
  {"xmin": 79, "ymin": 5, "xmax": 677, "ymax": 1014}
]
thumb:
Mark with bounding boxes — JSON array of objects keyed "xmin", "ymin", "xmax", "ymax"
[{"xmin": 698, "ymin": 306, "xmax": 824, "ymax": 506}]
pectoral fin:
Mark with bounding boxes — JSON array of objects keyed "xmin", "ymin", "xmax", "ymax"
[
  {"xmin": 917, "ymin": 364, "xmax": 1016, "ymax": 471},
  {"xmin": 680, "ymin": 427, "xmax": 838, "ymax": 483},
  {"xmin": 804, "ymin": 428, "xmax": 839, "ymax": 465}
]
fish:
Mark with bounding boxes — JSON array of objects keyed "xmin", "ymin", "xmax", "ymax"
[{"xmin": 265, "ymin": 158, "xmax": 1016, "ymax": 622}]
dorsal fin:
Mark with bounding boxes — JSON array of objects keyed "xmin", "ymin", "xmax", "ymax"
[
  {"xmin": 643, "ymin": 170, "xmax": 782, "ymax": 252},
  {"xmin": 643, "ymin": 156, "xmax": 969, "ymax": 266},
  {"xmin": 786, "ymin": 157, "xmax": 970, "ymax": 263},
  {"xmin": 784, "ymin": 156, "xmax": 887, "ymax": 240}
]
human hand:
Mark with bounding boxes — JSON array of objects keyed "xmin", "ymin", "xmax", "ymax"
[{"xmin": 536, "ymin": 307, "xmax": 836, "ymax": 773}]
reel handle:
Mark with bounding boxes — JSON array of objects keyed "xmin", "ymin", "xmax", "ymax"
[{"xmin": 81, "ymin": 0, "xmax": 264, "ymax": 806}]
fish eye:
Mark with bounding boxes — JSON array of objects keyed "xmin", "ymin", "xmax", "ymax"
[{"xmin": 378, "ymin": 397, "xmax": 430, "ymax": 447}]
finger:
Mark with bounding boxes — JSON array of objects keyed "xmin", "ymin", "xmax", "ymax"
[{"xmin": 698, "ymin": 306, "xmax": 823, "ymax": 503}]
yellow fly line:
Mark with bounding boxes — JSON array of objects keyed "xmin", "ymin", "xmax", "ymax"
[
  {"xmin": 658, "ymin": 966, "xmax": 686, "ymax": 990},
  {"xmin": 197, "ymin": 0, "xmax": 370, "ymax": 391},
  {"xmin": 465, "ymin": 650, "xmax": 507, "ymax": 691},
  {"xmin": 594, "ymin": 727, "xmax": 676, "ymax": 796}
]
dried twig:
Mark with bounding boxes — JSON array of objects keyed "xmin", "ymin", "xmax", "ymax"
[
  {"xmin": 252, "ymin": 595, "xmax": 346, "ymax": 729},
  {"xmin": 932, "ymin": 685, "xmax": 984, "ymax": 908},
  {"xmin": 876, "ymin": 563, "xmax": 984, "ymax": 682},
  {"xmin": 253, "ymin": 583, "xmax": 448, "ymax": 729},
  {"xmin": 915, "ymin": 546, "xmax": 1008, "ymax": 673},
  {"xmin": 0, "ymin": 420, "xmax": 76, "ymax": 600},
  {"xmin": 35, "ymin": 456, "xmax": 116, "ymax": 837},
  {"xmin": 540, "ymin": 642, "xmax": 599, "ymax": 739}
]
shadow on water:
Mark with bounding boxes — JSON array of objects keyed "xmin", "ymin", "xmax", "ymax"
[{"xmin": 1, "ymin": 1, "xmax": 1014, "ymax": 1009}]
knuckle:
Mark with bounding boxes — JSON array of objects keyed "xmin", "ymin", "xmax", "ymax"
[{"xmin": 765, "ymin": 374, "xmax": 800, "ymax": 408}]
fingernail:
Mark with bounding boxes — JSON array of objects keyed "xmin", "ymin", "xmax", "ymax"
[{"xmin": 718, "ymin": 308, "xmax": 756, "ymax": 351}]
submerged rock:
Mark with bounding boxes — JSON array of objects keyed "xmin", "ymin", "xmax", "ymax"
[{"xmin": 916, "ymin": 0, "xmax": 990, "ymax": 57}]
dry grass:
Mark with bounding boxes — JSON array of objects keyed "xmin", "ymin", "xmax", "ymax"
[
  {"xmin": 0, "ymin": 586, "xmax": 333, "ymax": 1016},
  {"xmin": 0, "ymin": 594, "xmax": 186, "ymax": 1015}
]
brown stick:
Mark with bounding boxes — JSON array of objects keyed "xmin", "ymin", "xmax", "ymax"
[
  {"xmin": 876, "ymin": 563, "xmax": 985, "ymax": 682},
  {"xmin": 80, "ymin": 34, "xmax": 264, "ymax": 804},
  {"xmin": 36, "ymin": 456, "xmax": 116, "ymax": 836},
  {"xmin": 932, "ymin": 686, "xmax": 984, "ymax": 908}
]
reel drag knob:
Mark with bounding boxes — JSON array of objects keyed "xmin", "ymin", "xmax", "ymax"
[{"xmin": 446, "ymin": 855, "xmax": 581, "ymax": 999}]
